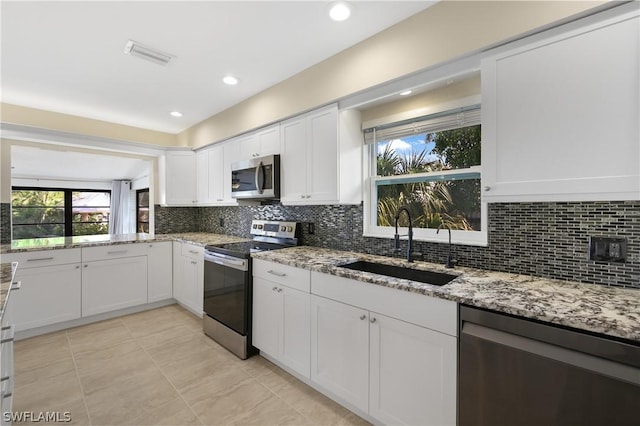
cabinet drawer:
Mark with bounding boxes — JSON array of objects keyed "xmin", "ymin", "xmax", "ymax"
[
  {"xmin": 82, "ymin": 243, "xmax": 148, "ymax": 262},
  {"xmin": 253, "ymin": 259, "xmax": 310, "ymax": 293},
  {"xmin": 2, "ymin": 248, "xmax": 81, "ymax": 268},
  {"xmin": 181, "ymin": 243, "xmax": 204, "ymax": 260},
  {"xmin": 311, "ymin": 271, "xmax": 457, "ymax": 336}
]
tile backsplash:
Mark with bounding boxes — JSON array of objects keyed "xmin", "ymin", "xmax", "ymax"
[
  {"xmin": 0, "ymin": 203, "xmax": 10, "ymax": 244},
  {"xmin": 155, "ymin": 201, "xmax": 640, "ymax": 289}
]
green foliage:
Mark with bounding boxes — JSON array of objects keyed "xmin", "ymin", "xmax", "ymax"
[{"xmin": 375, "ymin": 124, "xmax": 482, "ymax": 231}]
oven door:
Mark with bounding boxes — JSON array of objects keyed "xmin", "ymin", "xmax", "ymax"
[
  {"xmin": 203, "ymin": 250, "xmax": 250, "ymax": 335},
  {"xmin": 231, "ymin": 155, "xmax": 280, "ymax": 199}
]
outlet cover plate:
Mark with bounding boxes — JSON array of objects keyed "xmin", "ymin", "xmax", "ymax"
[{"xmin": 589, "ymin": 236, "xmax": 627, "ymax": 262}]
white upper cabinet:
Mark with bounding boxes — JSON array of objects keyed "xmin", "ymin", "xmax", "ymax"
[
  {"xmin": 194, "ymin": 142, "xmax": 239, "ymax": 206},
  {"xmin": 482, "ymin": 7, "xmax": 639, "ymax": 202},
  {"xmin": 158, "ymin": 150, "xmax": 197, "ymax": 206},
  {"xmin": 239, "ymin": 124, "xmax": 280, "ymax": 159},
  {"xmin": 280, "ymin": 104, "xmax": 362, "ymax": 205}
]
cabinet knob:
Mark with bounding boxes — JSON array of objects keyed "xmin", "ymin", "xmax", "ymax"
[
  {"xmin": 272, "ymin": 286, "xmax": 278, "ymax": 291},
  {"xmin": 483, "ymin": 186, "xmax": 491, "ymax": 192},
  {"xmin": 359, "ymin": 315, "xmax": 366, "ymax": 321},
  {"xmin": 84, "ymin": 264, "xmax": 88, "ymax": 268},
  {"xmin": 370, "ymin": 317, "xmax": 377, "ymax": 324}
]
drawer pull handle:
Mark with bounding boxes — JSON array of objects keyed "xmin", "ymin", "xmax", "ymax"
[
  {"xmin": 107, "ymin": 250, "xmax": 128, "ymax": 255},
  {"xmin": 10, "ymin": 281, "xmax": 21, "ymax": 291},
  {"xmin": 189, "ymin": 250, "xmax": 199, "ymax": 254},
  {"xmin": 0, "ymin": 376, "xmax": 9, "ymax": 382},
  {"xmin": 1, "ymin": 391, "xmax": 12, "ymax": 400},
  {"xmin": 27, "ymin": 257, "xmax": 54, "ymax": 262},
  {"xmin": 191, "ymin": 261, "xmax": 197, "ymax": 265},
  {"xmin": 0, "ymin": 325, "xmax": 15, "ymax": 343},
  {"xmin": 267, "ymin": 270, "xmax": 287, "ymax": 277}
]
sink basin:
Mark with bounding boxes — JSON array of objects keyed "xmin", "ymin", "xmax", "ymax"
[{"xmin": 337, "ymin": 261, "xmax": 457, "ymax": 286}]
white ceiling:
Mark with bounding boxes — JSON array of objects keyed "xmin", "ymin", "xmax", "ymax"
[
  {"xmin": 1, "ymin": 1, "xmax": 435, "ymax": 134},
  {"xmin": 11, "ymin": 145, "xmax": 151, "ymax": 182}
]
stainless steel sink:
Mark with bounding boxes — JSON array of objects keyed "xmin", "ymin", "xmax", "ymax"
[{"xmin": 337, "ymin": 260, "xmax": 457, "ymax": 286}]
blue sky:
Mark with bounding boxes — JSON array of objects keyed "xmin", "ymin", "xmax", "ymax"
[{"xmin": 377, "ymin": 133, "xmax": 438, "ymax": 161}]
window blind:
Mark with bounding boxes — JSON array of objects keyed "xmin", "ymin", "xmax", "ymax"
[{"xmin": 363, "ymin": 104, "xmax": 481, "ymax": 145}]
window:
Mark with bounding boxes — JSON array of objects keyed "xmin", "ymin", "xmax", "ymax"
[
  {"xmin": 364, "ymin": 105, "xmax": 487, "ymax": 245},
  {"xmin": 136, "ymin": 189, "xmax": 150, "ymax": 233},
  {"xmin": 12, "ymin": 188, "xmax": 111, "ymax": 239}
]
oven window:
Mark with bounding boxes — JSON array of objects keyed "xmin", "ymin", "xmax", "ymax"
[{"xmin": 203, "ymin": 260, "xmax": 248, "ymax": 334}]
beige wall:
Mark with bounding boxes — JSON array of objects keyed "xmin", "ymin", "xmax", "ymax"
[
  {"xmin": 180, "ymin": 1, "xmax": 605, "ymax": 148},
  {"xmin": 1, "ymin": 103, "xmax": 179, "ymax": 147},
  {"xmin": 360, "ymin": 76, "xmax": 481, "ymax": 125}
]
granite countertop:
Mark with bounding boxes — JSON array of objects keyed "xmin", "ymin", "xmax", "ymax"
[
  {"xmin": 0, "ymin": 232, "xmax": 249, "ymax": 254},
  {"xmin": 252, "ymin": 246, "xmax": 640, "ymax": 343},
  {"xmin": 0, "ymin": 262, "xmax": 18, "ymax": 322}
]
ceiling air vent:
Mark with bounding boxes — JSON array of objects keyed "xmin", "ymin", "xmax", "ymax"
[{"xmin": 124, "ymin": 40, "xmax": 173, "ymax": 66}]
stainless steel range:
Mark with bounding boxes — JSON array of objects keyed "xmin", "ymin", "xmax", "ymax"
[{"xmin": 203, "ymin": 220, "xmax": 299, "ymax": 359}]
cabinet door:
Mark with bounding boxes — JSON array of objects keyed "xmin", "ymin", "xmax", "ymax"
[
  {"xmin": 369, "ymin": 313, "xmax": 457, "ymax": 426},
  {"xmin": 482, "ymin": 12, "xmax": 639, "ymax": 202},
  {"xmin": 239, "ymin": 134, "xmax": 259, "ymax": 159},
  {"xmin": 251, "ymin": 277, "xmax": 281, "ymax": 358},
  {"xmin": 81, "ymin": 256, "xmax": 148, "ymax": 317},
  {"xmin": 208, "ymin": 145, "xmax": 225, "ymax": 203},
  {"xmin": 281, "ymin": 286, "xmax": 310, "ymax": 378},
  {"xmin": 147, "ymin": 242, "xmax": 173, "ymax": 303},
  {"xmin": 196, "ymin": 150, "xmax": 210, "ymax": 204},
  {"xmin": 7, "ymin": 263, "xmax": 81, "ymax": 331},
  {"xmin": 306, "ymin": 106, "xmax": 338, "ymax": 203},
  {"xmin": 179, "ymin": 256, "xmax": 203, "ymax": 316},
  {"xmin": 256, "ymin": 125, "xmax": 280, "ymax": 156},
  {"xmin": 310, "ymin": 295, "xmax": 369, "ymax": 413},
  {"xmin": 172, "ymin": 242, "xmax": 183, "ymax": 302},
  {"xmin": 280, "ymin": 117, "xmax": 308, "ymax": 202},
  {"xmin": 163, "ymin": 151, "xmax": 197, "ymax": 205}
]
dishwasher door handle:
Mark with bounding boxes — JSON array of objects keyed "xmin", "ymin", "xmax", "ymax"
[{"xmin": 462, "ymin": 322, "xmax": 640, "ymax": 386}]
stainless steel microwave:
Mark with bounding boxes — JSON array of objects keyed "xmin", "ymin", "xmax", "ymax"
[{"xmin": 231, "ymin": 154, "xmax": 280, "ymax": 200}]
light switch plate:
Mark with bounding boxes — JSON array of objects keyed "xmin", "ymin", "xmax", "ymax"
[{"xmin": 589, "ymin": 236, "xmax": 627, "ymax": 262}]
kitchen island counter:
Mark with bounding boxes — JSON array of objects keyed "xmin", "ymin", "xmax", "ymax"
[{"xmin": 252, "ymin": 246, "xmax": 640, "ymax": 343}]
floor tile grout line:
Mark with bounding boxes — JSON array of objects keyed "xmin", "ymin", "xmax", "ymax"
[
  {"xmin": 132, "ymin": 311, "xmax": 208, "ymax": 426},
  {"xmin": 65, "ymin": 330, "xmax": 94, "ymax": 426}
]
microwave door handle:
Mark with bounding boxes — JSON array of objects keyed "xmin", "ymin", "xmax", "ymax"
[{"xmin": 255, "ymin": 161, "xmax": 265, "ymax": 194}]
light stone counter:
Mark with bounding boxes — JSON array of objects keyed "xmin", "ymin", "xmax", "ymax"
[
  {"xmin": 0, "ymin": 232, "xmax": 249, "ymax": 254},
  {"xmin": 252, "ymin": 246, "xmax": 640, "ymax": 343}
]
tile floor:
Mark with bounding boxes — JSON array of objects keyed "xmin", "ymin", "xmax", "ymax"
[{"xmin": 13, "ymin": 304, "xmax": 370, "ymax": 426}]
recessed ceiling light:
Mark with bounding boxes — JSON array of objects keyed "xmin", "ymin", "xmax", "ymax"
[
  {"xmin": 223, "ymin": 75, "xmax": 239, "ymax": 85},
  {"xmin": 329, "ymin": 1, "xmax": 352, "ymax": 22},
  {"xmin": 170, "ymin": 111, "xmax": 183, "ymax": 117},
  {"xmin": 400, "ymin": 90, "xmax": 412, "ymax": 96}
]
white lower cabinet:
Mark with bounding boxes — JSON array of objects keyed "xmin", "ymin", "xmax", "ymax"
[
  {"xmin": 252, "ymin": 260, "xmax": 311, "ymax": 378},
  {"xmin": 147, "ymin": 242, "xmax": 173, "ymax": 302},
  {"xmin": 311, "ymin": 271, "xmax": 457, "ymax": 426},
  {"xmin": 310, "ymin": 295, "xmax": 369, "ymax": 413},
  {"xmin": 81, "ymin": 255, "xmax": 148, "ymax": 317},
  {"xmin": 7, "ymin": 262, "xmax": 81, "ymax": 332},
  {"xmin": 173, "ymin": 242, "xmax": 204, "ymax": 316},
  {"xmin": 369, "ymin": 312, "xmax": 457, "ymax": 426}
]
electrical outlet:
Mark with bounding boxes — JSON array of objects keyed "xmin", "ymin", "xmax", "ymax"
[
  {"xmin": 308, "ymin": 222, "xmax": 315, "ymax": 235},
  {"xmin": 589, "ymin": 236, "xmax": 627, "ymax": 262},
  {"xmin": 219, "ymin": 218, "xmax": 224, "ymax": 227}
]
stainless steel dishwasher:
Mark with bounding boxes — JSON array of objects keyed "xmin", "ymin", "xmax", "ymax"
[{"xmin": 459, "ymin": 305, "xmax": 640, "ymax": 426}]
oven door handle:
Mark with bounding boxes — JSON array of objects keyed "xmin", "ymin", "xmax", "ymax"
[{"xmin": 204, "ymin": 251, "xmax": 249, "ymax": 271}]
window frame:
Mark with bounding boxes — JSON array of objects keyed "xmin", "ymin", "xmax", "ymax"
[
  {"xmin": 362, "ymin": 106, "xmax": 488, "ymax": 247},
  {"xmin": 11, "ymin": 187, "xmax": 111, "ymax": 239}
]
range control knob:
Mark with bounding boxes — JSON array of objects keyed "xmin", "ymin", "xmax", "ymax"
[
  {"xmin": 287, "ymin": 226, "xmax": 293, "ymax": 232},
  {"xmin": 257, "ymin": 224, "xmax": 263, "ymax": 230},
  {"xmin": 280, "ymin": 226, "xmax": 286, "ymax": 232}
]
